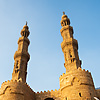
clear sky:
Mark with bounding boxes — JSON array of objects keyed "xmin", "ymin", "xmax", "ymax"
[{"xmin": 0, "ymin": 0, "xmax": 100, "ymax": 92}]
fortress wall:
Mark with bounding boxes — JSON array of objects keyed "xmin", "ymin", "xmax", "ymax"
[
  {"xmin": 35, "ymin": 89, "xmax": 61, "ymax": 100},
  {"xmin": 0, "ymin": 80, "xmax": 36, "ymax": 100},
  {"xmin": 59, "ymin": 68, "xmax": 95, "ymax": 99}
]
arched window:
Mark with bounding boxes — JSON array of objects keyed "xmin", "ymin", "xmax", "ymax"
[{"xmin": 44, "ymin": 98, "xmax": 54, "ymax": 100}]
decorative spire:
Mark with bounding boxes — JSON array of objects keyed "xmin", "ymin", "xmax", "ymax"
[
  {"xmin": 26, "ymin": 21, "xmax": 27, "ymax": 25},
  {"xmin": 63, "ymin": 11, "xmax": 65, "ymax": 15}
]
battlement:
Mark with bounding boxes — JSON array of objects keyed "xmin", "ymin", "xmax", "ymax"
[
  {"xmin": 35, "ymin": 89, "xmax": 61, "ymax": 100},
  {"xmin": 36, "ymin": 89, "xmax": 58, "ymax": 94},
  {"xmin": 59, "ymin": 68, "xmax": 91, "ymax": 80}
]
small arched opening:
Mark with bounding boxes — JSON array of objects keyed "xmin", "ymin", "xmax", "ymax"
[
  {"xmin": 79, "ymin": 93, "xmax": 82, "ymax": 97},
  {"xmin": 44, "ymin": 98, "xmax": 54, "ymax": 100}
]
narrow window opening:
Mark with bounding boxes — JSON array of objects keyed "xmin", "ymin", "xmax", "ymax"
[
  {"xmin": 79, "ymin": 93, "xmax": 81, "ymax": 97},
  {"xmin": 67, "ymin": 20, "xmax": 70, "ymax": 25},
  {"xmin": 69, "ymin": 50, "xmax": 72, "ymax": 58},
  {"xmin": 15, "ymin": 61, "xmax": 18, "ymax": 68},
  {"xmin": 71, "ymin": 59, "xmax": 72, "ymax": 63},
  {"xmin": 70, "ymin": 55, "xmax": 72, "ymax": 57}
]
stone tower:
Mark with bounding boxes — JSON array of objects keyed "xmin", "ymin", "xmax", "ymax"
[
  {"xmin": 59, "ymin": 12, "xmax": 95, "ymax": 99},
  {"xmin": 12, "ymin": 22, "xmax": 30, "ymax": 83}
]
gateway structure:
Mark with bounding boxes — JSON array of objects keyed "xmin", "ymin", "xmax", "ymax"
[{"xmin": 0, "ymin": 13, "xmax": 100, "ymax": 100}]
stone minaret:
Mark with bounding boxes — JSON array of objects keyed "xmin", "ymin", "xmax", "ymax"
[
  {"xmin": 12, "ymin": 22, "xmax": 30, "ymax": 83},
  {"xmin": 60, "ymin": 12, "xmax": 81, "ymax": 72},
  {"xmin": 59, "ymin": 13, "xmax": 95, "ymax": 99},
  {"xmin": 0, "ymin": 23, "xmax": 36, "ymax": 100}
]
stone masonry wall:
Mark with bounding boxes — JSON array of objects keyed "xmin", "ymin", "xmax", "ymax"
[
  {"xmin": 35, "ymin": 89, "xmax": 61, "ymax": 100},
  {"xmin": 0, "ymin": 80, "xmax": 35, "ymax": 100},
  {"xmin": 59, "ymin": 68, "xmax": 95, "ymax": 99}
]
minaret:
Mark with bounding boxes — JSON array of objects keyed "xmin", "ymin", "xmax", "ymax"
[
  {"xmin": 60, "ymin": 12, "xmax": 81, "ymax": 72},
  {"xmin": 12, "ymin": 22, "xmax": 30, "ymax": 83},
  {"xmin": 0, "ymin": 23, "xmax": 36, "ymax": 100},
  {"xmin": 59, "ymin": 13, "xmax": 95, "ymax": 99}
]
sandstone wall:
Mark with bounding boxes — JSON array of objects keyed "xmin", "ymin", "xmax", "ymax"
[
  {"xmin": 59, "ymin": 68, "xmax": 95, "ymax": 100},
  {"xmin": 35, "ymin": 89, "xmax": 61, "ymax": 100}
]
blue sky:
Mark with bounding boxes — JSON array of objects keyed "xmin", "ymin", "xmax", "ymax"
[{"xmin": 0, "ymin": 0, "xmax": 100, "ymax": 92}]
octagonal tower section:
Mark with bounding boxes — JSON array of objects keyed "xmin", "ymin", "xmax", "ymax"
[{"xmin": 59, "ymin": 12, "xmax": 95, "ymax": 99}]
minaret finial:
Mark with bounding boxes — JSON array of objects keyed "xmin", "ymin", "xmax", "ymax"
[
  {"xmin": 26, "ymin": 21, "xmax": 27, "ymax": 25},
  {"xmin": 63, "ymin": 12, "xmax": 65, "ymax": 15}
]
